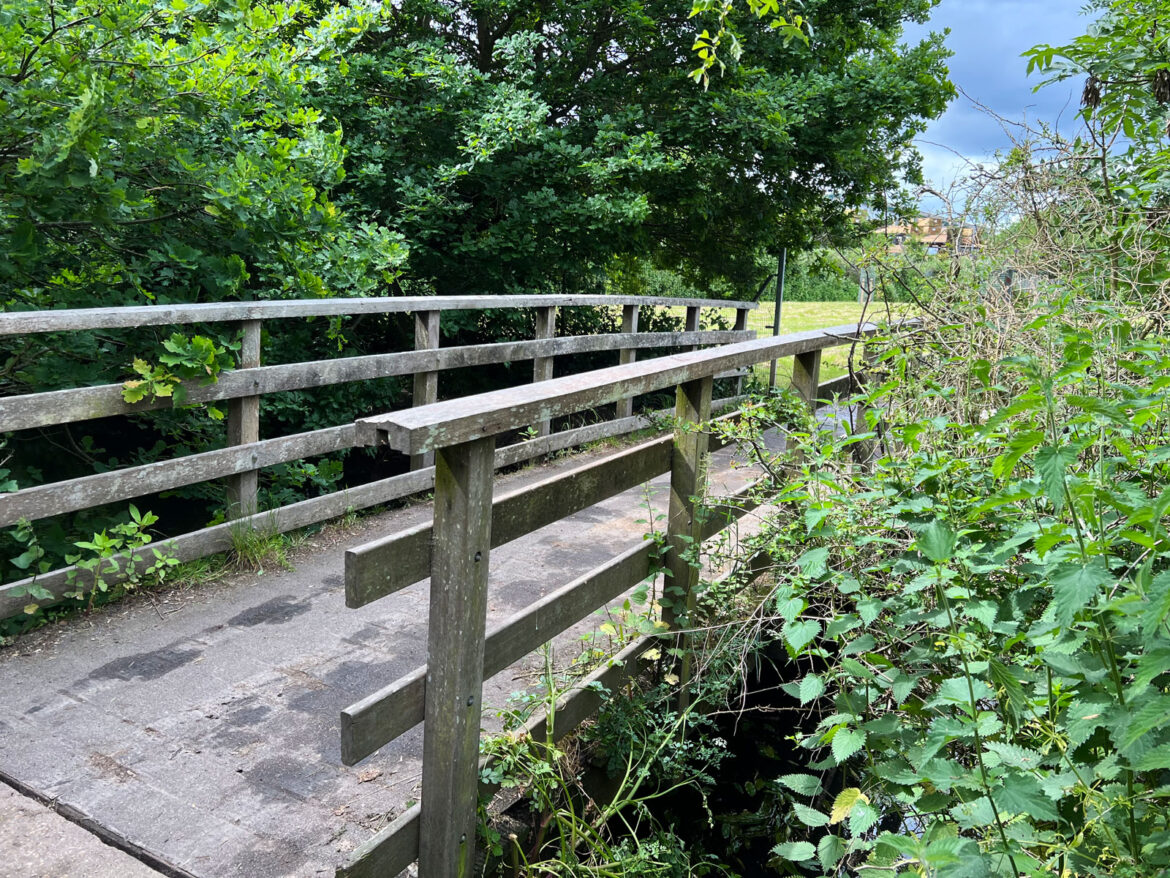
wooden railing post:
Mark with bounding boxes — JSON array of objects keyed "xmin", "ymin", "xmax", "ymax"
[
  {"xmin": 791, "ymin": 349, "xmax": 822, "ymax": 413},
  {"xmin": 663, "ymin": 376, "xmax": 712, "ymax": 626},
  {"xmin": 663, "ymin": 375, "xmax": 712, "ymax": 711},
  {"xmin": 532, "ymin": 306, "xmax": 557, "ymax": 437},
  {"xmin": 616, "ymin": 304, "xmax": 640, "ymax": 420},
  {"xmin": 226, "ymin": 319, "xmax": 261, "ymax": 518},
  {"xmin": 733, "ymin": 308, "xmax": 749, "ymax": 397},
  {"xmin": 852, "ymin": 343, "xmax": 878, "ymax": 469},
  {"xmin": 684, "ymin": 305, "xmax": 700, "ymax": 352},
  {"xmin": 411, "ymin": 310, "xmax": 440, "ymax": 470},
  {"xmin": 419, "ymin": 435, "xmax": 495, "ymax": 878}
]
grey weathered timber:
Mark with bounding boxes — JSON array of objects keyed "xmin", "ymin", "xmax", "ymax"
[
  {"xmin": 336, "ymin": 637, "xmax": 655, "ymax": 878},
  {"xmin": 411, "ymin": 310, "xmax": 441, "ymax": 471},
  {"xmin": 816, "ymin": 374, "xmax": 853, "ymax": 402},
  {"xmin": 340, "ymin": 541, "xmax": 655, "ymax": 764},
  {"xmin": 335, "ymin": 804, "xmax": 421, "ymax": 878},
  {"xmin": 0, "ymin": 330, "xmax": 754, "ymax": 433},
  {"xmin": 0, "ymin": 425, "xmax": 353, "ymax": 528},
  {"xmin": 226, "ymin": 320, "xmax": 262, "ymax": 517},
  {"xmin": 684, "ymin": 305, "xmax": 701, "ymax": 353},
  {"xmin": 419, "ymin": 436, "xmax": 495, "ymax": 878},
  {"xmin": 663, "ymin": 377, "xmax": 713, "ymax": 633},
  {"xmin": 0, "ymin": 295, "xmax": 755, "ymax": 335},
  {"xmin": 616, "ymin": 305, "xmax": 640, "ymax": 420},
  {"xmin": 344, "ymin": 435, "xmax": 672, "ymax": 608},
  {"xmin": 533, "ymin": 306, "xmax": 557, "ymax": 438},
  {"xmin": 356, "ymin": 324, "xmax": 878, "ymax": 456},
  {"xmin": 733, "ymin": 309, "xmax": 750, "ymax": 397},
  {"xmin": 791, "ymin": 349, "xmax": 823, "ymax": 411}
]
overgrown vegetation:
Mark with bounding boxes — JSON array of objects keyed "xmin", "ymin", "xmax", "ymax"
[{"xmin": 473, "ymin": 3, "xmax": 1170, "ymax": 874}]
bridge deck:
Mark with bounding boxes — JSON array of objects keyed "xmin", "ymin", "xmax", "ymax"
[{"xmin": 0, "ymin": 432, "xmax": 785, "ymax": 878}]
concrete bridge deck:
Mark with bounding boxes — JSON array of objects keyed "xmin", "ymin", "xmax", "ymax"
[{"xmin": 0, "ymin": 435, "xmax": 779, "ymax": 878}]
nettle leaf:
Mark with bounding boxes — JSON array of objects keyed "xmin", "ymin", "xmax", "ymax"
[
  {"xmin": 849, "ymin": 801, "xmax": 879, "ymax": 836},
  {"xmin": 831, "ymin": 727, "xmax": 867, "ymax": 763},
  {"xmin": 1034, "ymin": 444, "xmax": 1078, "ymax": 509},
  {"xmin": 1050, "ymin": 560, "xmax": 1110, "ymax": 624},
  {"xmin": 1118, "ymin": 693, "xmax": 1170, "ymax": 750},
  {"xmin": 772, "ymin": 841, "xmax": 816, "ymax": 863},
  {"xmin": 830, "ymin": 787, "xmax": 868, "ymax": 824},
  {"xmin": 817, "ymin": 834, "xmax": 845, "ymax": 870},
  {"xmin": 1066, "ymin": 697, "xmax": 1112, "ymax": 747},
  {"xmin": 918, "ymin": 519, "xmax": 956, "ymax": 563},
  {"xmin": 796, "ymin": 545, "xmax": 830, "ymax": 578},
  {"xmin": 1142, "ymin": 570, "xmax": 1170, "ymax": 640},
  {"xmin": 984, "ymin": 740, "xmax": 1044, "ymax": 770},
  {"xmin": 991, "ymin": 429, "xmax": 1044, "ymax": 479},
  {"xmin": 784, "ymin": 618, "xmax": 821, "ymax": 653},
  {"xmin": 799, "ymin": 673, "xmax": 825, "ymax": 704},
  {"xmin": 793, "ymin": 802, "xmax": 830, "ymax": 827},
  {"xmin": 995, "ymin": 774, "xmax": 1059, "ymax": 821},
  {"xmin": 778, "ymin": 773, "xmax": 821, "ymax": 796}
]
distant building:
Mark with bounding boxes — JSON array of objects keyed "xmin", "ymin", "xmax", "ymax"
[{"xmin": 877, "ymin": 216, "xmax": 978, "ymax": 254}]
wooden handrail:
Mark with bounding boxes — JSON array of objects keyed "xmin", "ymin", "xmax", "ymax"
[
  {"xmin": 356, "ymin": 323, "xmax": 878, "ymax": 455},
  {"xmin": 0, "ymin": 293, "xmax": 754, "ymax": 335}
]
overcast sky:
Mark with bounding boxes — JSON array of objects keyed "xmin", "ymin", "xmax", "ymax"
[{"xmin": 904, "ymin": 0, "xmax": 1092, "ymax": 194}]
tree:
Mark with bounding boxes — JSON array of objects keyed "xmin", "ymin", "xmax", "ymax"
[{"xmin": 324, "ymin": 0, "xmax": 954, "ymax": 297}]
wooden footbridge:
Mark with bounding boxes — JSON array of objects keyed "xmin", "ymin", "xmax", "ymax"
[{"xmin": 0, "ymin": 295, "xmax": 886, "ymax": 877}]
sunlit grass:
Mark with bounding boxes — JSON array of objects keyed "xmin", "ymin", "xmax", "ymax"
[{"xmin": 669, "ymin": 300, "xmax": 912, "ymax": 382}]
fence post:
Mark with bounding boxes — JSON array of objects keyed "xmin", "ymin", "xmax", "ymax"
[
  {"xmin": 419, "ymin": 436, "xmax": 495, "ymax": 878},
  {"xmin": 733, "ymin": 308, "xmax": 749, "ymax": 398},
  {"xmin": 532, "ymin": 306, "xmax": 557, "ymax": 437},
  {"xmin": 851, "ymin": 343, "xmax": 878, "ymax": 469},
  {"xmin": 411, "ymin": 310, "xmax": 441, "ymax": 470},
  {"xmin": 616, "ymin": 304, "xmax": 640, "ymax": 420},
  {"xmin": 663, "ymin": 376, "xmax": 713, "ymax": 710},
  {"xmin": 226, "ymin": 319, "xmax": 261, "ymax": 518},
  {"xmin": 684, "ymin": 305, "xmax": 700, "ymax": 352},
  {"xmin": 791, "ymin": 349, "xmax": 822, "ymax": 413}
]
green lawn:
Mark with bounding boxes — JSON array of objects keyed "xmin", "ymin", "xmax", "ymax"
[{"xmin": 671, "ymin": 301, "xmax": 909, "ymax": 383}]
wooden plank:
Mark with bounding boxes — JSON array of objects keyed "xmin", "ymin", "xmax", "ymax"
[
  {"xmin": 335, "ymin": 802, "xmax": 420, "ymax": 878},
  {"xmin": 419, "ymin": 436, "xmax": 494, "ymax": 878},
  {"xmin": 345, "ymin": 434, "xmax": 671, "ymax": 608},
  {"xmin": 616, "ymin": 305, "xmax": 640, "ymax": 420},
  {"xmin": 341, "ymin": 542, "xmax": 655, "ymax": 764},
  {"xmin": 410, "ymin": 310, "xmax": 440, "ymax": 471},
  {"xmin": 356, "ymin": 324, "xmax": 880, "ymax": 455},
  {"xmin": 0, "ymin": 296, "xmax": 756, "ymax": 336},
  {"xmin": 684, "ymin": 305, "xmax": 701, "ymax": 353},
  {"xmin": 0, "ymin": 425, "xmax": 354, "ymax": 528},
  {"xmin": 0, "ymin": 330, "xmax": 754, "ymax": 432},
  {"xmin": 226, "ymin": 320, "xmax": 262, "ymax": 517},
  {"xmin": 533, "ymin": 306, "xmax": 557, "ymax": 438}
]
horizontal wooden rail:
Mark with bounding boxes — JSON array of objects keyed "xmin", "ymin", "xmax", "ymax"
[
  {"xmin": 344, "ymin": 435, "xmax": 672, "ymax": 608},
  {"xmin": 340, "ymin": 469, "xmax": 772, "ymax": 765},
  {"xmin": 356, "ymin": 323, "xmax": 878, "ymax": 455},
  {"xmin": 0, "ymin": 425, "xmax": 354, "ymax": 527},
  {"xmin": 0, "ymin": 396, "xmax": 748, "ymax": 620},
  {"xmin": 0, "ymin": 294, "xmax": 755, "ymax": 336},
  {"xmin": 0, "ymin": 329, "xmax": 753, "ymax": 433}
]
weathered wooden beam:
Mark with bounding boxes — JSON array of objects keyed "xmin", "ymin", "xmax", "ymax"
[
  {"xmin": 684, "ymin": 305, "xmax": 701, "ymax": 353},
  {"xmin": 226, "ymin": 320, "xmax": 262, "ymax": 517},
  {"xmin": 340, "ymin": 541, "xmax": 655, "ymax": 764},
  {"xmin": 0, "ymin": 425, "xmax": 354, "ymax": 528},
  {"xmin": 344, "ymin": 435, "xmax": 672, "ymax": 608},
  {"xmin": 532, "ymin": 306, "xmax": 557, "ymax": 438},
  {"xmin": 335, "ymin": 636, "xmax": 656, "ymax": 878},
  {"xmin": 616, "ymin": 304, "xmax": 640, "ymax": 420},
  {"xmin": 791, "ymin": 349, "xmax": 823, "ymax": 412},
  {"xmin": 0, "ymin": 295, "xmax": 756, "ymax": 336},
  {"xmin": 0, "ymin": 330, "xmax": 754, "ymax": 432},
  {"xmin": 410, "ymin": 310, "xmax": 441, "ymax": 471},
  {"xmin": 356, "ymin": 324, "xmax": 878, "ymax": 456},
  {"xmin": 419, "ymin": 436, "xmax": 494, "ymax": 878}
]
